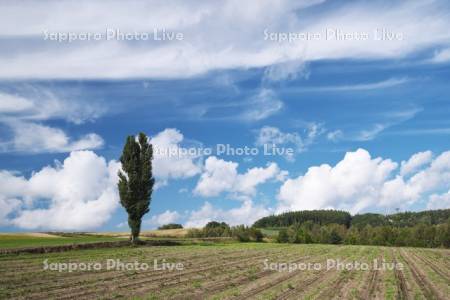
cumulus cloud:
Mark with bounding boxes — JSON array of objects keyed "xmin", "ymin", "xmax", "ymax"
[
  {"xmin": 0, "ymin": 198, "xmax": 21, "ymax": 226},
  {"xmin": 0, "ymin": 151, "xmax": 120, "ymax": 230},
  {"xmin": 0, "ymin": 127, "xmax": 208, "ymax": 230},
  {"xmin": 151, "ymin": 128, "xmax": 202, "ymax": 186},
  {"xmin": 278, "ymin": 149, "xmax": 397, "ymax": 213},
  {"xmin": 194, "ymin": 156, "xmax": 284, "ymax": 198},
  {"xmin": 277, "ymin": 148, "xmax": 450, "ymax": 214},
  {"xmin": 1, "ymin": 0, "xmax": 449, "ymax": 79},
  {"xmin": 184, "ymin": 200, "xmax": 271, "ymax": 228},
  {"xmin": 400, "ymin": 150, "xmax": 433, "ymax": 176},
  {"xmin": 427, "ymin": 191, "xmax": 450, "ymax": 210},
  {"xmin": 145, "ymin": 210, "xmax": 181, "ymax": 228}
]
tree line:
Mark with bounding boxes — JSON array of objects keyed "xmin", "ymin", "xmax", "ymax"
[
  {"xmin": 253, "ymin": 209, "xmax": 450, "ymax": 229},
  {"xmin": 258, "ymin": 209, "xmax": 450, "ymax": 248},
  {"xmin": 115, "ymin": 132, "xmax": 450, "ymax": 249},
  {"xmin": 352, "ymin": 209, "xmax": 450, "ymax": 228},
  {"xmin": 275, "ymin": 221, "xmax": 450, "ymax": 248},
  {"xmin": 253, "ymin": 210, "xmax": 352, "ymax": 228},
  {"xmin": 187, "ymin": 221, "xmax": 263, "ymax": 242}
]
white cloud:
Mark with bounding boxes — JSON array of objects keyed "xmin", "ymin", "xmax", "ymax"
[
  {"xmin": 5, "ymin": 121, "xmax": 103, "ymax": 153},
  {"xmin": 306, "ymin": 122, "xmax": 325, "ymax": 141},
  {"xmin": 327, "ymin": 130, "xmax": 343, "ymax": 142},
  {"xmin": 353, "ymin": 107, "xmax": 421, "ymax": 141},
  {"xmin": 404, "ymin": 151, "xmax": 450, "ymax": 199},
  {"xmin": 389, "ymin": 128, "xmax": 450, "ymax": 135},
  {"xmin": 277, "ymin": 149, "xmax": 397, "ymax": 213},
  {"xmin": 0, "ymin": 198, "xmax": 21, "ymax": 226},
  {"xmin": 116, "ymin": 222, "xmax": 127, "ymax": 229},
  {"xmin": 194, "ymin": 156, "xmax": 284, "ymax": 197},
  {"xmin": 430, "ymin": 48, "xmax": 450, "ymax": 63},
  {"xmin": 256, "ymin": 126, "xmax": 303, "ymax": 148},
  {"xmin": 2, "ymin": 1, "xmax": 448, "ymax": 79},
  {"xmin": 0, "ymin": 90, "xmax": 104, "ymax": 124},
  {"xmin": 235, "ymin": 163, "xmax": 284, "ymax": 196},
  {"xmin": 298, "ymin": 78, "xmax": 410, "ymax": 92},
  {"xmin": 0, "ymin": 93, "xmax": 34, "ymax": 112},
  {"xmin": 239, "ymin": 89, "xmax": 283, "ymax": 121},
  {"xmin": 263, "ymin": 59, "xmax": 309, "ymax": 82},
  {"xmin": 194, "ymin": 157, "xmax": 238, "ymax": 197},
  {"xmin": 400, "ymin": 150, "xmax": 433, "ymax": 176},
  {"xmin": 0, "ymin": 151, "xmax": 120, "ymax": 230},
  {"xmin": 277, "ymin": 148, "xmax": 450, "ymax": 214},
  {"xmin": 145, "ymin": 210, "xmax": 181, "ymax": 228},
  {"xmin": 355, "ymin": 124, "xmax": 389, "ymax": 141},
  {"xmin": 333, "ymin": 78, "xmax": 409, "ymax": 91},
  {"xmin": 427, "ymin": 191, "xmax": 450, "ymax": 210},
  {"xmin": 184, "ymin": 200, "xmax": 271, "ymax": 228},
  {"xmin": 255, "ymin": 124, "xmax": 323, "ymax": 160},
  {"xmin": 0, "ymin": 91, "xmax": 105, "ymax": 153},
  {"xmin": 151, "ymin": 128, "xmax": 202, "ymax": 183}
]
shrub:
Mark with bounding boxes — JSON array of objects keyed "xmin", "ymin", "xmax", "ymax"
[{"xmin": 277, "ymin": 229, "xmax": 289, "ymax": 243}]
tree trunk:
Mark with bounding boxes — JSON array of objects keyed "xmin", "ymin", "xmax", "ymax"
[{"xmin": 128, "ymin": 218, "xmax": 141, "ymax": 244}]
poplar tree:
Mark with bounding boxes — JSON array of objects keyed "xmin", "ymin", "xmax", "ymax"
[{"xmin": 118, "ymin": 132, "xmax": 154, "ymax": 243}]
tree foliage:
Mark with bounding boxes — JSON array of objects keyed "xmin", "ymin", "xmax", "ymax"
[
  {"xmin": 118, "ymin": 132, "xmax": 155, "ymax": 243},
  {"xmin": 186, "ymin": 221, "xmax": 263, "ymax": 242},
  {"xmin": 158, "ymin": 223, "xmax": 183, "ymax": 230},
  {"xmin": 253, "ymin": 210, "xmax": 352, "ymax": 228},
  {"xmin": 352, "ymin": 209, "xmax": 450, "ymax": 228},
  {"xmin": 254, "ymin": 209, "xmax": 450, "ymax": 230},
  {"xmin": 274, "ymin": 219, "xmax": 450, "ymax": 248}
]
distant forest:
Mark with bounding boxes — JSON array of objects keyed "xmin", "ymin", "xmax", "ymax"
[
  {"xmin": 253, "ymin": 209, "xmax": 450, "ymax": 248},
  {"xmin": 253, "ymin": 209, "xmax": 450, "ymax": 228}
]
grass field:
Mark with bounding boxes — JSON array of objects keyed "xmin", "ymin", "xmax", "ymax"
[
  {"xmin": 90, "ymin": 229, "xmax": 190, "ymax": 239},
  {"xmin": 0, "ymin": 233, "xmax": 126, "ymax": 249},
  {"xmin": 0, "ymin": 229, "xmax": 192, "ymax": 249},
  {"xmin": 0, "ymin": 239, "xmax": 449, "ymax": 300}
]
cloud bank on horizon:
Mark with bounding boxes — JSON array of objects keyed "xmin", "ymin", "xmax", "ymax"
[
  {"xmin": 0, "ymin": 0, "xmax": 450, "ymax": 231},
  {"xmin": 1, "ymin": 128, "xmax": 450, "ymax": 230}
]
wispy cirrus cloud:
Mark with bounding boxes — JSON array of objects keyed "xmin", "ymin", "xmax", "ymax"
[
  {"xmin": 238, "ymin": 89, "xmax": 283, "ymax": 122},
  {"xmin": 388, "ymin": 128, "xmax": 450, "ymax": 136},
  {"xmin": 1, "ymin": 1, "xmax": 450, "ymax": 79},
  {"xmin": 255, "ymin": 123, "xmax": 324, "ymax": 160},
  {"xmin": 350, "ymin": 107, "xmax": 423, "ymax": 141},
  {"xmin": 0, "ymin": 89, "xmax": 105, "ymax": 153},
  {"xmin": 429, "ymin": 48, "xmax": 450, "ymax": 63},
  {"xmin": 292, "ymin": 77, "xmax": 411, "ymax": 93},
  {"xmin": 182, "ymin": 88, "xmax": 283, "ymax": 122},
  {"xmin": 0, "ymin": 121, "xmax": 103, "ymax": 154}
]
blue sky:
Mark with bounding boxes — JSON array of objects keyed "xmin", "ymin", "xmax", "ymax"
[{"xmin": 0, "ymin": 0, "xmax": 450, "ymax": 232}]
